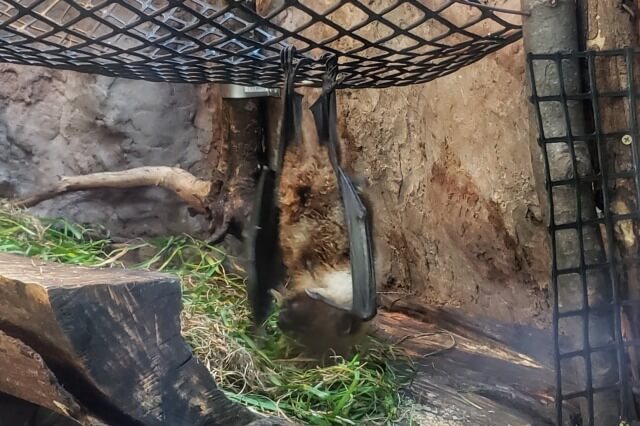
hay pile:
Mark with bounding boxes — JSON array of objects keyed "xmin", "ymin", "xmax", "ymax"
[{"xmin": 0, "ymin": 202, "xmax": 413, "ymax": 425}]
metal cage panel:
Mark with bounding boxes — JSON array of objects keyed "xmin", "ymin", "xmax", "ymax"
[{"xmin": 528, "ymin": 48, "xmax": 640, "ymax": 425}]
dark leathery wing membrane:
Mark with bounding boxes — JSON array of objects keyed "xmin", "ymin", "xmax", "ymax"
[
  {"xmin": 246, "ymin": 166, "xmax": 282, "ymax": 324},
  {"xmin": 246, "ymin": 47, "xmax": 304, "ymax": 324},
  {"xmin": 310, "ymin": 54, "xmax": 377, "ymax": 322}
]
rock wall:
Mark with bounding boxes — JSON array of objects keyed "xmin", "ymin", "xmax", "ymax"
[
  {"xmin": 0, "ymin": 0, "xmax": 551, "ymax": 326},
  {"xmin": 0, "ymin": 64, "xmax": 216, "ymax": 237}
]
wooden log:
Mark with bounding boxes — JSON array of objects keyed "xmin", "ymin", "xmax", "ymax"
[
  {"xmin": 376, "ymin": 297, "xmax": 573, "ymax": 425},
  {"xmin": 206, "ymin": 96, "xmax": 264, "ymax": 245},
  {"xmin": 0, "ymin": 253, "xmax": 278, "ymax": 426},
  {"xmin": 0, "ymin": 391, "xmax": 90, "ymax": 426},
  {"xmin": 0, "ymin": 330, "xmax": 89, "ymax": 425}
]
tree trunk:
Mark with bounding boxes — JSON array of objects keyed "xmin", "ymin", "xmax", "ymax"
[{"xmin": 206, "ymin": 96, "xmax": 264, "ymax": 245}]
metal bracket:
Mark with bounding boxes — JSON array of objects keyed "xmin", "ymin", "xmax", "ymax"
[{"xmin": 220, "ymin": 84, "xmax": 280, "ymax": 99}]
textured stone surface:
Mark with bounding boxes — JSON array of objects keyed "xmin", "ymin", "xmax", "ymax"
[{"xmin": 0, "ymin": 64, "xmax": 214, "ymax": 237}]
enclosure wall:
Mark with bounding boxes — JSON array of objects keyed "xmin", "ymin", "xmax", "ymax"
[
  {"xmin": 0, "ymin": 0, "xmax": 549, "ymax": 326},
  {"xmin": 0, "ymin": 64, "xmax": 219, "ymax": 236}
]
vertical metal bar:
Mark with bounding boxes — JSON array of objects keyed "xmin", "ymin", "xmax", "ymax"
[
  {"xmin": 625, "ymin": 48, "xmax": 640, "ymax": 240},
  {"xmin": 556, "ymin": 53, "xmax": 595, "ymax": 425},
  {"xmin": 588, "ymin": 51, "xmax": 629, "ymax": 421},
  {"xmin": 550, "ymin": 223, "xmax": 564, "ymax": 425},
  {"xmin": 621, "ymin": 46, "xmax": 640, "ymax": 421},
  {"xmin": 527, "ymin": 52, "xmax": 563, "ymax": 425}
]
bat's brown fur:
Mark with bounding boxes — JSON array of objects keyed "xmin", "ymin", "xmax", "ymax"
[{"xmin": 279, "ymin": 147, "xmax": 349, "ymax": 279}]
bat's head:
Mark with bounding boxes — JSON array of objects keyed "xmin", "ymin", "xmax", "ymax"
[{"xmin": 274, "ymin": 278, "xmax": 366, "ymax": 356}]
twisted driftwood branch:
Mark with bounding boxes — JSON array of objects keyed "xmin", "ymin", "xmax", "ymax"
[{"xmin": 16, "ymin": 166, "xmax": 213, "ymax": 213}]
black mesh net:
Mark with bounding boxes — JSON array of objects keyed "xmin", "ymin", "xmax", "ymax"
[
  {"xmin": 0, "ymin": 0, "xmax": 523, "ymax": 88},
  {"xmin": 528, "ymin": 48, "xmax": 640, "ymax": 425}
]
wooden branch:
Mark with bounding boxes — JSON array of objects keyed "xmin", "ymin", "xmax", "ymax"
[
  {"xmin": 0, "ymin": 253, "xmax": 272, "ymax": 426},
  {"xmin": 16, "ymin": 167, "xmax": 212, "ymax": 213}
]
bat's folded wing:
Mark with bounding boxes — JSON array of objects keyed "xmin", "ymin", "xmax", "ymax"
[{"xmin": 309, "ymin": 58, "xmax": 378, "ymax": 321}]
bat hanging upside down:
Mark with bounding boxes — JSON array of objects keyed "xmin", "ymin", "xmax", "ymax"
[
  {"xmin": 246, "ymin": 47, "xmax": 379, "ymax": 360},
  {"xmin": 271, "ymin": 141, "xmax": 382, "ymax": 359}
]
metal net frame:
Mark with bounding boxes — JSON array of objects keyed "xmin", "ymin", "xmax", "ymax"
[
  {"xmin": 0, "ymin": 0, "xmax": 524, "ymax": 88},
  {"xmin": 528, "ymin": 47, "xmax": 640, "ymax": 425}
]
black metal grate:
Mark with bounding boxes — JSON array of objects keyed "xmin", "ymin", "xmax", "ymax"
[
  {"xmin": 528, "ymin": 48, "xmax": 640, "ymax": 425},
  {"xmin": 0, "ymin": 0, "xmax": 523, "ymax": 88}
]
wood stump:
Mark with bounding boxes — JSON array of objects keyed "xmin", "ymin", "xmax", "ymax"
[{"xmin": 0, "ymin": 253, "xmax": 285, "ymax": 426}]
